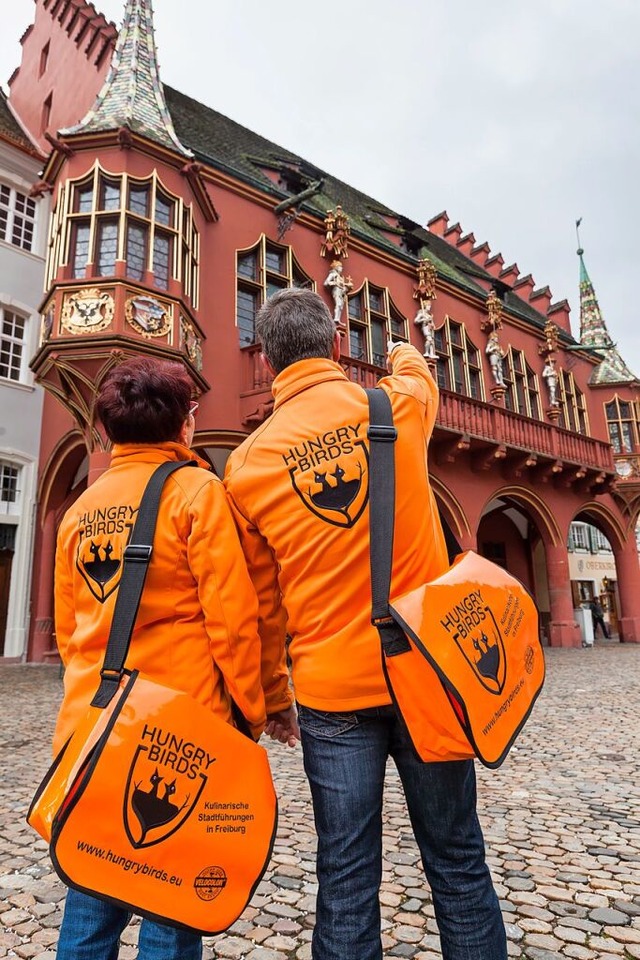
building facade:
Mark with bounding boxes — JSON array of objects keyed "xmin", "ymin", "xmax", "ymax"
[
  {"xmin": 5, "ymin": 0, "xmax": 640, "ymax": 662},
  {"xmin": 0, "ymin": 89, "xmax": 48, "ymax": 659}
]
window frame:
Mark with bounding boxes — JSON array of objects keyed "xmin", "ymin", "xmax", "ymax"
[
  {"xmin": 504, "ymin": 347, "xmax": 542, "ymax": 419},
  {"xmin": 345, "ymin": 280, "xmax": 408, "ymax": 368},
  {"xmin": 59, "ymin": 164, "xmax": 199, "ymax": 305},
  {"xmin": 235, "ymin": 234, "xmax": 315, "ymax": 347},
  {"xmin": 557, "ymin": 370, "xmax": 589, "ymax": 435},
  {"xmin": 605, "ymin": 395, "xmax": 637, "ymax": 454},
  {"xmin": 569, "ymin": 522, "xmax": 589, "ymax": 552},
  {"xmin": 0, "ymin": 460, "xmax": 21, "ymax": 516},
  {"xmin": 433, "ymin": 315, "xmax": 485, "ymax": 400},
  {"xmin": 0, "ymin": 180, "xmax": 37, "ymax": 253},
  {"xmin": 0, "ymin": 305, "xmax": 28, "ymax": 384}
]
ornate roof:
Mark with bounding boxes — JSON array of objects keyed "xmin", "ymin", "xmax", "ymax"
[
  {"xmin": 0, "ymin": 88, "xmax": 40, "ymax": 157},
  {"xmin": 60, "ymin": 0, "xmax": 191, "ymax": 157},
  {"xmin": 578, "ymin": 247, "xmax": 637, "ymax": 385}
]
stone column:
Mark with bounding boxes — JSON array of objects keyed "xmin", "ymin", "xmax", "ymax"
[
  {"xmin": 30, "ymin": 509, "xmax": 56, "ymax": 662},
  {"xmin": 613, "ymin": 536, "xmax": 640, "ymax": 643},
  {"xmin": 545, "ymin": 542, "xmax": 581, "ymax": 647}
]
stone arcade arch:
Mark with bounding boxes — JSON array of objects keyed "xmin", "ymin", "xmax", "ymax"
[
  {"xmin": 29, "ymin": 431, "xmax": 88, "ymax": 661},
  {"xmin": 572, "ymin": 502, "xmax": 640, "ymax": 643},
  {"xmin": 476, "ymin": 486, "xmax": 563, "ymax": 646}
]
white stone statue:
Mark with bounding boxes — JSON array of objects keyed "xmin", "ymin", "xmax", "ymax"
[
  {"xmin": 542, "ymin": 358, "xmax": 559, "ymax": 406},
  {"xmin": 324, "ymin": 260, "xmax": 353, "ymax": 324},
  {"xmin": 486, "ymin": 330, "xmax": 506, "ymax": 387},
  {"xmin": 414, "ymin": 302, "xmax": 436, "ymax": 359}
]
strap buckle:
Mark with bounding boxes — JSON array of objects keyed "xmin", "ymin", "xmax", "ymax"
[
  {"xmin": 367, "ymin": 424, "xmax": 397, "ymax": 442},
  {"xmin": 99, "ymin": 667, "xmax": 121, "ymax": 682},
  {"xmin": 372, "ymin": 614, "xmax": 395, "ymax": 628},
  {"xmin": 372, "ymin": 615, "xmax": 411, "ymax": 657},
  {"xmin": 123, "ymin": 543, "xmax": 153, "ymax": 562}
]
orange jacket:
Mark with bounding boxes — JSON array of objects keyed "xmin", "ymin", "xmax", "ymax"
[
  {"xmin": 224, "ymin": 344, "xmax": 449, "ymax": 712},
  {"xmin": 53, "ymin": 442, "xmax": 287, "ymax": 754}
]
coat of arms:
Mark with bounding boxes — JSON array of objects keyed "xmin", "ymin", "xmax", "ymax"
[
  {"xmin": 180, "ymin": 317, "xmax": 203, "ymax": 371},
  {"xmin": 60, "ymin": 288, "xmax": 114, "ymax": 335},
  {"xmin": 125, "ymin": 295, "xmax": 172, "ymax": 338}
]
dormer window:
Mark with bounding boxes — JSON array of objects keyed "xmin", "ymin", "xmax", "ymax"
[{"xmin": 605, "ymin": 397, "xmax": 637, "ymax": 453}]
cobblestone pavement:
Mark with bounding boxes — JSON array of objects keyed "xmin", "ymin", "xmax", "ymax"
[{"xmin": 1, "ymin": 645, "xmax": 639, "ymax": 960}]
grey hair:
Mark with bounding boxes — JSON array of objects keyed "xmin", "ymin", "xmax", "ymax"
[{"xmin": 256, "ymin": 287, "xmax": 336, "ymax": 374}]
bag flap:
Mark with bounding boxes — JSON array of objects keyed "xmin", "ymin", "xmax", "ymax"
[{"xmin": 389, "ymin": 551, "xmax": 545, "ymax": 767}]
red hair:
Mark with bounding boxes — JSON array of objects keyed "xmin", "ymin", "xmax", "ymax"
[{"xmin": 97, "ymin": 357, "xmax": 192, "ymax": 444}]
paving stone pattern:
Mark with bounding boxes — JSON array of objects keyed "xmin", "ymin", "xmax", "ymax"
[{"xmin": 1, "ymin": 645, "xmax": 639, "ymax": 959}]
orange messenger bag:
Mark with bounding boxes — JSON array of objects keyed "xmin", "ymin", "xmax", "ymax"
[
  {"xmin": 28, "ymin": 461, "xmax": 277, "ymax": 935},
  {"xmin": 366, "ymin": 387, "xmax": 545, "ymax": 769}
]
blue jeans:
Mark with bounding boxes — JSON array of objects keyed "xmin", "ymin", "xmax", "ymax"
[
  {"xmin": 56, "ymin": 888, "xmax": 202, "ymax": 960},
  {"xmin": 298, "ymin": 704, "xmax": 507, "ymax": 960}
]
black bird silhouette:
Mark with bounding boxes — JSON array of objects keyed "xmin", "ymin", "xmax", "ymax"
[
  {"xmin": 82, "ymin": 540, "xmax": 120, "ymax": 587},
  {"xmin": 131, "ymin": 769, "xmax": 187, "ymax": 844},
  {"xmin": 310, "ymin": 463, "xmax": 362, "ymax": 515},
  {"xmin": 473, "ymin": 631, "xmax": 500, "ymax": 682}
]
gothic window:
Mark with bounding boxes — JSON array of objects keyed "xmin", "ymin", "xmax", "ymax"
[
  {"xmin": 0, "ymin": 181, "xmax": 37, "ymax": 252},
  {"xmin": 64, "ymin": 167, "xmax": 199, "ymax": 305},
  {"xmin": 558, "ymin": 371, "xmax": 589, "ymax": 434},
  {"xmin": 605, "ymin": 397, "xmax": 637, "ymax": 454},
  {"xmin": 0, "ymin": 307, "xmax": 26, "ymax": 383},
  {"xmin": 235, "ymin": 236, "xmax": 315, "ymax": 346},
  {"xmin": 346, "ymin": 282, "xmax": 408, "ymax": 367},
  {"xmin": 504, "ymin": 349, "xmax": 541, "ymax": 419},
  {"xmin": 433, "ymin": 316, "xmax": 484, "ymax": 400}
]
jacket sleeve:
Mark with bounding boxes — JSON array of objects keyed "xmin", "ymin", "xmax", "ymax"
[
  {"xmin": 379, "ymin": 342, "xmax": 439, "ymax": 439},
  {"xmin": 223, "ymin": 483, "xmax": 293, "ymax": 716},
  {"xmin": 187, "ymin": 478, "xmax": 268, "ymax": 738},
  {"xmin": 53, "ymin": 524, "xmax": 76, "ymax": 667}
]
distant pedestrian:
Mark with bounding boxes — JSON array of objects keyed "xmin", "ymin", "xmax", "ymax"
[{"xmin": 590, "ymin": 598, "xmax": 610, "ymax": 639}]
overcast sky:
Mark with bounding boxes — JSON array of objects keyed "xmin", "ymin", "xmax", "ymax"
[{"xmin": 2, "ymin": 0, "xmax": 638, "ymax": 371}]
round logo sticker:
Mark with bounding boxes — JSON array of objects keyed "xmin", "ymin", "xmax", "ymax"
[
  {"xmin": 524, "ymin": 645, "xmax": 535, "ymax": 675},
  {"xmin": 194, "ymin": 865, "xmax": 227, "ymax": 902}
]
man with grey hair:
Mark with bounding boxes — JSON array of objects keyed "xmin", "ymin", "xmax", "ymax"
[{"xmin": 224, "ymin": 287, "xmax": 506, "ymax": 960}]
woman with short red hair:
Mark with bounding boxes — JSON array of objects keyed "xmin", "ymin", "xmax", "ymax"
[{"xmin": 51, "ymin": 356, "xmax": 290, "ymax": 960}]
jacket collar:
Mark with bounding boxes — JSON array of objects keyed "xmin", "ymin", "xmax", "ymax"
[
  {"xmin": 272, "ymin": 358, "xmax": 349, "ymax": 409},
  {"xmin": 110, "ymin": 441, "xmax": 209, "ymax": 470}
]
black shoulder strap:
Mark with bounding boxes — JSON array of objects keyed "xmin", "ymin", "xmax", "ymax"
[
  {"xmin": 366, "ymin": 387, "xmax": 463, "ymax": 656},
  {"xmin": 91, "ymin": 460, "xmax": 196, "ymax": 708},
  {"xmin": 365, "ymin": 388, "xmax": 411, "ymax": 656}
]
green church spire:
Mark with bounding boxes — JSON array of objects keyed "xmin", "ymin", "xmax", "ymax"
[{"xmin": 576, "ymin": 219, "xmax": 636, "ymax": 385}]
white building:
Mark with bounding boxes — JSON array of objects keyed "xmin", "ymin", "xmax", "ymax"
[{"xmin": 0, "ymin": 89, "xmax": 48, "ymax": 659}]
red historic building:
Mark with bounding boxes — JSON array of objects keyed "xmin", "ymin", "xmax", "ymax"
[{"xmin": 6, "ymin": 0, "xmax": 640, "ymax": 661}]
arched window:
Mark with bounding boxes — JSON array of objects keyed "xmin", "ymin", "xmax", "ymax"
[
  {"xmin": 503, "ymin": 348, "xmax": 541, "ymax": 419},
  {"xmin": 235, "ymin": 235, "xmax": 315, "ymax": 346},
  {"xmin": 605, "ymin": 396, "xmax": 637, "ymax": 453},
  {"xmin": 62, "ymin": 166, "xmax": 199, "ymax": 306},
  {"xmin": 558, "ymin": 371, "xmax": 588, "ymax": 434},
  {"xmin": 433, "ymin": 316, "xmax": 483, "ymax": 400},
  {"xmin": 346, "ymin": 282, "xmax": 408, "ymax": 367}
]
